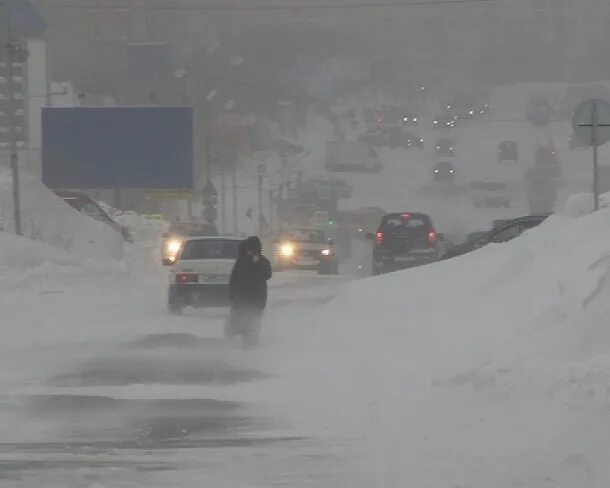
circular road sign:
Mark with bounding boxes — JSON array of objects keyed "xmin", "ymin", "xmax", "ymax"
[{"xmin": 572, "ymin": 98, "xmax": 610, "ymax": 147}]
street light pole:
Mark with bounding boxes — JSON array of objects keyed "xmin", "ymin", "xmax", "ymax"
[{"xmin": 3, "ymin": 0, "xmax": 22, "ymax": 235}]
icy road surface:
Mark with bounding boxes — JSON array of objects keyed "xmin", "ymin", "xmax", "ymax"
[{"xmin": 0, "ymin": 266, "xmax": 367, "ymax": 488}]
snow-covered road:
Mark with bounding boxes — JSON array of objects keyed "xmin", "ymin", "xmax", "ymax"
[{"xmin": 0, "ymin": 263, "xmax": 362, "ymax": 488}]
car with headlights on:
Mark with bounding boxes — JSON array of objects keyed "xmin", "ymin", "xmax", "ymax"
[
  {"xmin": 161, "ymin": 221, "xmax": 219, "ymax": 265},
  {"xmin": 435, "ymin": 138, "xmax": 455, "ymax": 156},
  {"xmin": 275, "ymin": 227, "xmax": 339, "ymax": 274},
  {"xmin": 167, "ymin": 237, "xmax": 240, "ymax": 314},
  {"xmin": 432, "ymin": 113, "xmax": 456, "ymax": 129},
  {"xmin": 432, "ymin": 161, "xmax": 456, "ymax": 183},
  {"xmin": 401, "ymin": 112, "xmax": 420, "ymax": 126}
]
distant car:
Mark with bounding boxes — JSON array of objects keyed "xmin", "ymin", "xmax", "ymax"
[
  {"xmin": 470, "ymin": 181, "xmax": 511, "ymax": 208},
  {"xmin": 369, "ymin": 212, "xmax": 442, "ymax": 275},
  {"xmin": 274, "ymin": 227, "xmax": 339, "ymax": 274},
  {"xmin": 167, "ymin": 237, "xmax": 241, "ymax": 313},
  {"xmin": 498, "ymin": 141, "xmax": 518, "ymax": 163},
  {"xmin": 569, "ymin": 133, "xmax": 586, "ymax": 150},
  {"xmin": 432, "ymin": 113, "xmax": 456, "ymax": 129},
  {"xmin": 404, "ymin": 131, "xmax": 424, "ymax": 149},
  {"xmin": 441, "ymin": 215, "xmax": 548, "ymax": 260},
  {"xmin": 401, "ymin": 113, "xmax": 420, "ymax": 126},
  {"xmin": 535, "ymin": 145, "xmax": 559, "ymax": 165},
  {"xmin": 432, "ymin": 161, "xmax": 456, "ymax": 182},
  {"xmin": 435, "ymin": 138, "xmax": 456, "ymax": 156},
  {"xmin": 54, "ymin": 191, "xmax": 133, "ymax": 242}
]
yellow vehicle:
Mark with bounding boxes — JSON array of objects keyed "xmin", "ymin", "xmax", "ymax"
[{"xmin": 161, "ymin": 221, "xmax": 219, "ymax": 265}]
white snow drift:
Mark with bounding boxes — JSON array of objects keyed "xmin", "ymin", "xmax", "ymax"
[
  {"xmin": 261, "ymin": 194, "xmax": 610, "ymax": 488},
  {"xmin": 0, "ymin": 169, "xmax": 124, "ymax": 260}
]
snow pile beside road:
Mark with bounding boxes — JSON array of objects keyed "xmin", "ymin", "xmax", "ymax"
[
  {"xmin": 267, "ymin": 204, "xmax": 610, "ymax": 487},
  {"xmin": 0, "ymin": 170, "xmax": 123, "ymax": 260},
  {"xmin": 0, "ymin": 231, "xmax": 126, "ymax": 292}
]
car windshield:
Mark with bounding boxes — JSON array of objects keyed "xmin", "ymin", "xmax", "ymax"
[
  {"xmin": 381, "ymin": 215, "xmax": 430, "ymax": 238},
  {"xmin": 284, "ymin": 229, "xmax": 325, "ymax": 243},
  {"xmin": 180, "ymin": 239, "xmax": 240, "ymax": 260}
]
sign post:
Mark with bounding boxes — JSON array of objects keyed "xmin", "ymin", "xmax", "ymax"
[{"xmin": 573, "ymin": 99, "xmax": 610, "ymax": 211}]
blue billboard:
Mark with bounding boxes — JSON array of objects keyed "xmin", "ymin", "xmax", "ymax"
[{"xmin": 42, "ymin": 106, "xmax": 193, "ymax": 190}]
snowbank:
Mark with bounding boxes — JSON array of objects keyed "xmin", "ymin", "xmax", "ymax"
[
  {"xmin": 0, "ymin": 231, "xmax": 126, "ymax": 293},
  {"xmin": 263, "ymin": 204, "xmax": 610, "ymax": 487},
  {"xmin": 0, "ymin": 169, "xmax": 124, "ymax": 260}
]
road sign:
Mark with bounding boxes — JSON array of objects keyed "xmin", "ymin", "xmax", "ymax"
[
  {"xmin": 572, "ymin": 99, "xmax": 610, "ymax": 147},
  {"xmin": 572, "ymin": 99, "xmax": 610, "ymax": 211}
]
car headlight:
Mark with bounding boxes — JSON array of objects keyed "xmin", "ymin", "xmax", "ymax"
[
  {"xmin": 436, "ymin": 146, "xmax": 441, "ymax": 150},
  {"xmin": 413, "ymin": 117, "xmax": 418, "ymax": 122},
  {"xmin": 469, "ymin": 110, "xmax": 474, "ymax": 115},
  {"xmin": 321, "ymin": 249, "xmax": 332, "ymax": 256},
  {"xmin": 166, "ymin": 239, "xmax": 182, "ymax": 254},
  {"xmin": 450, "ymin": 147, "xmax": 454, "ymax": 151},
  {"xmin": 280, "ymin": 243, "xmax": 295, "ymax": 257}
]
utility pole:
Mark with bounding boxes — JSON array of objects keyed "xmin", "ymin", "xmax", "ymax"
[{"xmin": 3, "ymin": 0, "xmax": 22, "ymax": 235}]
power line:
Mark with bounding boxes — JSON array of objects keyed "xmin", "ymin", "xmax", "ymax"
[{"xmin": 34, "ymin": 0, "xmax": 501, "ymax": 11}]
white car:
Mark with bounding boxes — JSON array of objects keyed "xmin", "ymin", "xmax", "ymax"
[{"xmin": 167, "ymin": 236, "xmax": 241, "ymax": 314}]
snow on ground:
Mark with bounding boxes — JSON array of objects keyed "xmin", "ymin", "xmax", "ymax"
[
  {"xmin": 0, "ymin": 169, "xmax": 124, "ymax": 259},
  {"xmin": 240, "ymin": 196, "xmax": 610, "ymax": 488}
]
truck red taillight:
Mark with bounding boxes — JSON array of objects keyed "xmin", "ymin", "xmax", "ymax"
[
  {"xmin": 376, "ymin": 231, "xmax": 384, "ymax": 245},
  {"xmin": 176, "ymin": 273, "xmax": 198, "ymax": 284},
  {"xmin": 428, "ymin": 231, "xmax": 437, "ymax": 246}
]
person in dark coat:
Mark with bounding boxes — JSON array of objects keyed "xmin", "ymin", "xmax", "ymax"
[{"xmin": 226, "ymin": 236, "xmax": 272, "ymax": 344}]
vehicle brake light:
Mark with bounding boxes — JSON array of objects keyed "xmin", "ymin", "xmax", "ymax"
[
  {"xmin": 400, "ymin": 213, "xmax": 411, "ymax": 219},
  {"xmin": 376, "ymin": 231, "xmax": 384, "ymax": 244},
  {"xmin": 428, "ymin": 231, "xmax": 437, "ymax": 246},
  {"xmin": 176, "ymin": 273, "xmax": 198, "ymax": 283}
]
